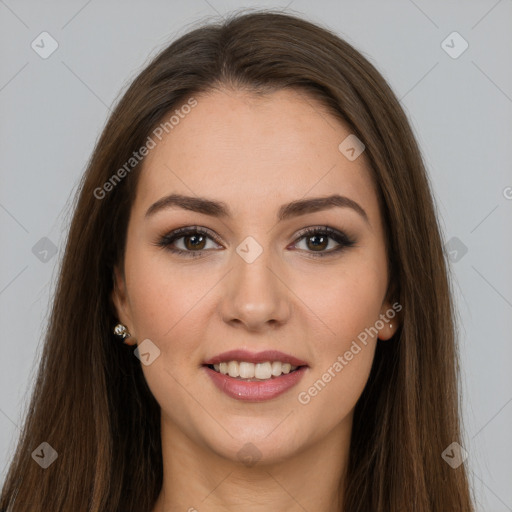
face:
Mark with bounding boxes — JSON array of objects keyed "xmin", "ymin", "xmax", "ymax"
[{"xmin": 112, "ymin": 87, "xmax": 398, "ymax": 464}]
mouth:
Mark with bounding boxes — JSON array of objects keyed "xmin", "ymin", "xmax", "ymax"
[
  {"xmin": 202, "ymin": 349, "xmax": 309, "ymax": 380},
  {"xmin": 201, "ymin": 350, "xmax": 309, "ymax": 402},
  {"xmin": 203, "ymin": 361, "xmax": 306, "ymax": 381}
]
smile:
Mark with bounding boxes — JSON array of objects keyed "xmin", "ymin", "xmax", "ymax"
[
  {"xmin": 208, "ymin": 360, "xmax": 300, "ymax": 380},
  {"xmin": 203, "ymin": 364, "xmax": 308, "ymax": 402}
]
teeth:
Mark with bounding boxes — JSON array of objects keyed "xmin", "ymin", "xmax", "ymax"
[
  {"xmin": 227, "ymin": 360, "xmax": 239, "ymax": 377},
  {"xmin": 211, "ymin": 361, "xmax": 299, "ymax": 380},
  {"xmin": 239, "ymin": 362, "xmax": 254, "ymax": 379},
  {"xmin": 255, "ymin": 362, "xmax": 271, "ymax": 379}
]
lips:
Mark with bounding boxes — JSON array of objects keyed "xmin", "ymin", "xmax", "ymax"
[
  {"xmin": 202, "ymin": 349, "xmax": 309, "ymax": 402},
  {"xmin": 203, "ymin": 365, "xmax": 308, "ymax": 402},
  {"xmin": 202, "ymin": 349, "xmax": 308, "ymax": 367}
]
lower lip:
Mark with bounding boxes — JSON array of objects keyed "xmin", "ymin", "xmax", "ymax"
[{"xmin": 203, "ymin": 365, "xmax": 308, "ymax": 402}]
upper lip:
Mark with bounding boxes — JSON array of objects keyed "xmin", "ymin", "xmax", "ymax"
[{"xmin": 203, "ymin": 349, "xmax": 308, "ymax": 367}]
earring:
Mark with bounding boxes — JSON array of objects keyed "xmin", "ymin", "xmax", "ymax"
[
  {"xmin": 113, "ymin": 323, "xmax": 131, "ymax": 342},
  {"xmin": 390, "ymin": 324, "xmax": 393, "ymax": 328}
]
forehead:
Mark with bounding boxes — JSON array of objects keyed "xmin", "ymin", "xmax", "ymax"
[{"xmin": 134, "ymin": 88, "xmax": 379, "ymax": 223}]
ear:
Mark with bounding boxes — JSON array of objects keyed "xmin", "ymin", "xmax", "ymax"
[
  {"xmin": 376, "ymin": 299, "xmax": 402, "ymax": 341},
  {"xmin": 111, "ymin": 264, "xmax": 137, "ymax": 346}
]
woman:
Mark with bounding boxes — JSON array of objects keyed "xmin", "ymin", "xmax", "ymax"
[{"xmin": 0, "ymin": 10, "xmax": 474, "ymax": 511}]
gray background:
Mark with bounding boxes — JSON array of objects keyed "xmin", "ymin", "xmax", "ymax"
[{"xmin": 1, "ymin": 0, "xmax": 511, "ymax": 510}]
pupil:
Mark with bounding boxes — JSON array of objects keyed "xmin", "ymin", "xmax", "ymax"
[
  {"xmin": 308, "ymin": 235, "xmax": 327, "ymax": 251},
  {"xmin": 185, "ymin": 234, "xmax": 205, "ymax": 250}
]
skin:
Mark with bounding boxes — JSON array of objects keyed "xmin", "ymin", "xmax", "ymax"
[{"xmin": 112, "ymin": 87, "xmax": 399, "ymax": 512}]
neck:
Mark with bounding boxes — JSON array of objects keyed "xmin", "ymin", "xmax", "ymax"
[{"xmin": 152, "ymin": 411, "xmax": 351, "ymax": 512}]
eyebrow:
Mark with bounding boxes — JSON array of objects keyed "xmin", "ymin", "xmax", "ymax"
[{"xmin": 145, "ymin": 193, "xmax": 369, "ymax": 225}]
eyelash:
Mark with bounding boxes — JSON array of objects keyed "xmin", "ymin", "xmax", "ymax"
[{"xmin": 154, "ymin": 225, "xmax": 356, "ymax": 259}]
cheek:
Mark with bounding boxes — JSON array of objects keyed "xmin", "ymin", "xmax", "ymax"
[
  {"xmin": 304, "ymin": 257, "xmax": 386, "ymax": 351},
  {"xmin": 295, "ymin": 256, "xmax": 385, "ymax": 411},
  {"xmin": 123, "ymin": 251, "xmax": 207, "ymax": 407},
  {"xmin": 125, "ymin": 247, "xmax": 197, "ymax": 336},
  {"xmin": 124, "ymin": 248, "xmax": 220, "ymax": 371}
]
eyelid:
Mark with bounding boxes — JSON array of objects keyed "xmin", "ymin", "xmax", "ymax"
[
  {"xmin": 293, "ymin": 225, "xmax": 352, "ymax": 244},
  {"xmin": 158, "ymin": 225, "xmax": 223, "ymax": 246},
  {"xmin": 290, "ymin": 225, "xmax": 356, "ymax": 257}
]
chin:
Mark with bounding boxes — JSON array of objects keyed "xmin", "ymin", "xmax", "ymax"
[{"xmin": 198, "ymin": 422, "xmax": 306, "ymax": 467}]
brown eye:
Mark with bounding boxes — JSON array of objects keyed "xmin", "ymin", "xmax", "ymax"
[
  {"xmin": 156, "ymin": 226, "xmax": 223, "ymax": 258},
  {"xmin": 293, "ymin": 226, "xmax": 356, "ymax": 258},
  {"xmin": 183, "ymin": 233, "xmax": 207, "ymax": 250},
  {"xmin": 304, "ymin": 233, "xmax": 329, "ymax": 252}
]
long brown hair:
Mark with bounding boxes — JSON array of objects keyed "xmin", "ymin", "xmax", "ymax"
[{"xmin": 0, "ymin": 9, "xmax": 474, "ymax": 511}]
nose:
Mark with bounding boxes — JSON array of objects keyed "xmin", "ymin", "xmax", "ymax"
[{"xmin": 219, "ymin": 247, "xmax": 292, "ymax": 332}]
